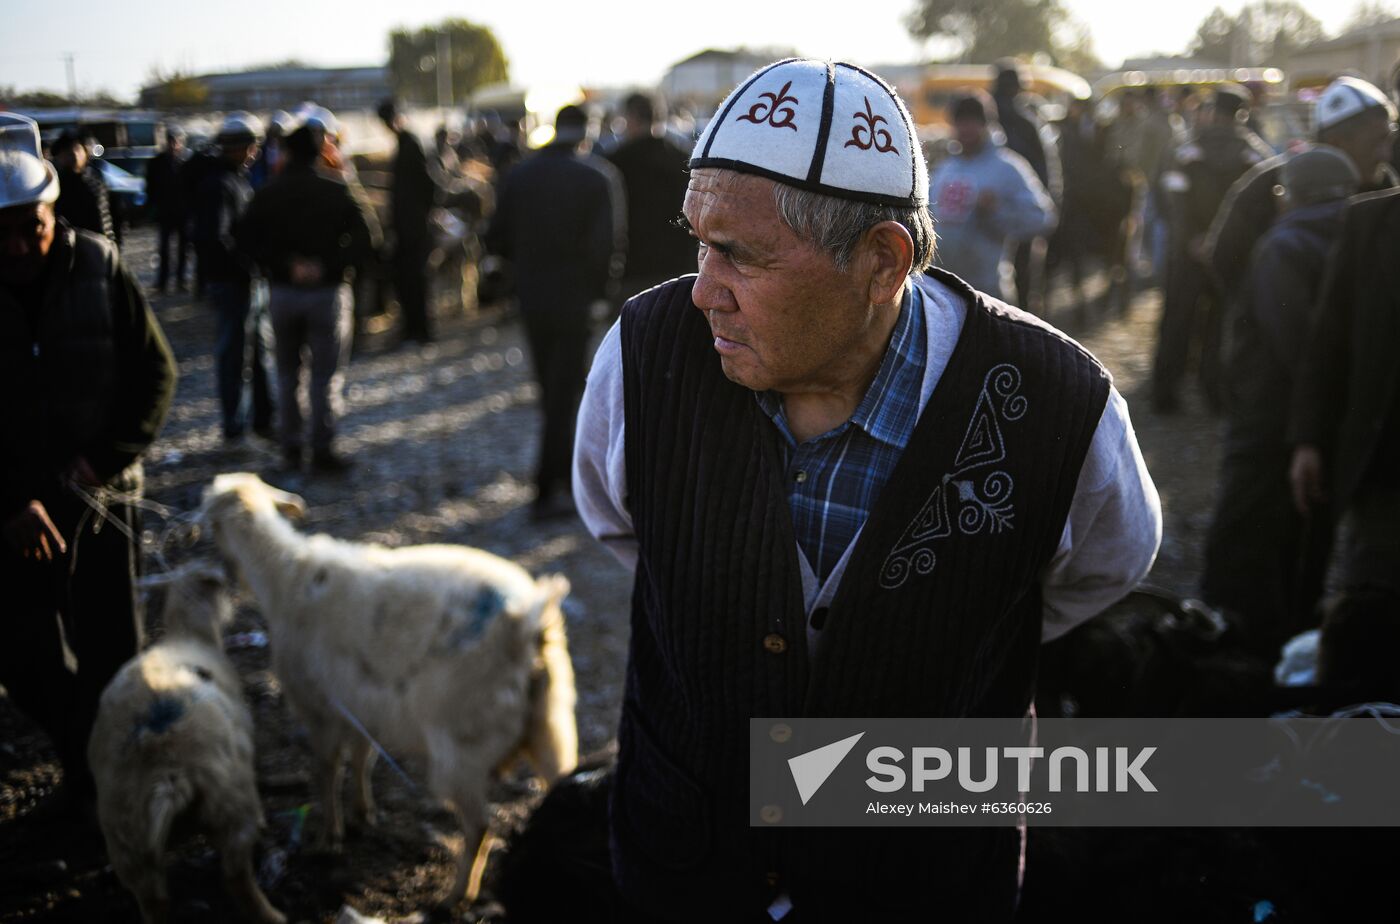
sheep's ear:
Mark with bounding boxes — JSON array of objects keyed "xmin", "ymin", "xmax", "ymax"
[{"xmin": 268, "ymin": 487, "xmax": 308, "ymax": 521}]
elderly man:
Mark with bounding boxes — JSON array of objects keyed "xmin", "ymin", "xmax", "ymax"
[
  {"xmin": 0, "ymin": 113, "xmax": 176, "ymax": 813},
  {"xmin": 574, "ymin": 59, "xmax": 1160, "ymax": 922}
]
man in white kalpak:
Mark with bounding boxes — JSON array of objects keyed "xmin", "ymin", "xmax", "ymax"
[{"xmin": 574, "ymin": 58, "xmax": 1160, "ymax": 922}]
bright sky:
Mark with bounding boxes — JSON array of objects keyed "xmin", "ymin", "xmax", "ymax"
[{"xmin": 0, "ymin": 0, "xmax": 1373, "ymax": 100}]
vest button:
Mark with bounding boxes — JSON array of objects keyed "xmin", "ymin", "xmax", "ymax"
[
  {"xmin": 763, "ymin": 633, "xmax": 787, "ymax": 654},
  {"xmin": 794, "ymin": 470, "xmax": 808, "ymax": 483},
  {"xmin": 766, "ymin": 871, "xmax": 780, "ymax": 887},
  {"xmin": 760, "ymin": 804, "xmax": 784, "ymax": 824},
  {"xmin": 770, "ymin": 723, "xmax": 792, "ymax": 743}
]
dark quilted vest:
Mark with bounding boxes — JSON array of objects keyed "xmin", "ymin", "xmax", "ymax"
[
  {"xmin": 612, "ymin": 271, "xmax": 1110, "ymax": 922},
  {"xmin": 0, "ymin": 225, "xmax": 121, "ymax": 477}
]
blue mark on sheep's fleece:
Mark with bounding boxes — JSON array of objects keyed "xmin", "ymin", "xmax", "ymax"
[
  {"xmin": 446, "ymin": 586, "xmax": 505, "ymax": 648},
  {"xmin": 137, "ymin": 697, "xmax": 186, "ymax": 736}
]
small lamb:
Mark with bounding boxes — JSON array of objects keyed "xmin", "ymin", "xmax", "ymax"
[
  {"xmin": 200, "ymin": 472, "xmax": 579, "ymax": 908},
  {"xmin": 88, "ymin": 561, "xmax": 285, "ymax": 924}
]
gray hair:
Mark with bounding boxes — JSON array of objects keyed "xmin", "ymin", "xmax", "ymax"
[{"xmin": 771, "ymin": 184, "xmax": 936, "ymax": 275}]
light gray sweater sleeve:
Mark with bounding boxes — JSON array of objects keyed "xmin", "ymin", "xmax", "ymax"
[
  {"xmin": 1039, "ymin": 386, "xmax": 1162, "ymax": 641},
  {"xmin": 572, "ymin": 320, "xmax": 638, "ymax": 571}
]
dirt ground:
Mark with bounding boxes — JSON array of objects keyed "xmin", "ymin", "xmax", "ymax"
[{"xmin": 1, "ymin": 229, "xmax": 1221, "ymax": 923}]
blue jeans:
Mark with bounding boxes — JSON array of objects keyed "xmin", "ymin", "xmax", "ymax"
[
  {"xmin": 210, "ymin": 279, "xmax": 275, "ymax": 438},
  {"xmin": 268, "ymin": 283, "xmax": 352, "ymax": 453}
]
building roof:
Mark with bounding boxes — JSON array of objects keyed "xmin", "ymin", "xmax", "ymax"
[
  {"xmin": 143, "ymin": 65, "xmax": 388, "ymax": 95},
  {"xmin": 668, "ymin": 48, "xmax": 792, "ymax": 70}
]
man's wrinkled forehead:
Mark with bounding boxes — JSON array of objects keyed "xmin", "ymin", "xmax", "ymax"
[{"xmin": 684, "ymin": 168, "xmax": 775, "ymax": 217}]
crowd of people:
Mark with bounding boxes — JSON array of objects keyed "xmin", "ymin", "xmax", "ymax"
[
  {"xmin": 2, "ymin": 49, "xmax": 1400, "ymax": 921},
  {"xmin": 921, "ymin": 63, "xmax": 1400, "ymax": 662}
]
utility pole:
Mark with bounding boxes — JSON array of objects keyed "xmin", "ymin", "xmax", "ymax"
[{"xmin": 63, "ymin": 53, "xmax": 77, "ymax": 103}]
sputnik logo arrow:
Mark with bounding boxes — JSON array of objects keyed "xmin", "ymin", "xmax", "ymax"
[{"xmin": 788, "ymin": 732, "xmax": 865, "ymax": 805}]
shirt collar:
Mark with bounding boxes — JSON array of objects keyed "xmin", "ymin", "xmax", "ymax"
[{"xmin": 755, "ymin": 283, "xmax": 925, "ymax": 450}]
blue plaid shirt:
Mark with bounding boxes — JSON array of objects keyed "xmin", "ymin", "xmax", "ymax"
[{"xmin": 757, "ymin": 286, "xmax": 926, "ymax": 582}]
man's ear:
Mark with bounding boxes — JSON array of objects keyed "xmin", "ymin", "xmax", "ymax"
[{"xmin": 859, "ymin": 220, "xmax": 915, "ymax": 306}]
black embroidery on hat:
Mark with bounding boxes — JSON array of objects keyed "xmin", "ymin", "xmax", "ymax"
[
  {"xmin": 737, "ymin": 80, "xmax": 800, "ymax": 131},
  {"xmin": 845, "ymin": 96, "xmax": 899, "ymax": 154},
  {"xmin": 805, "ymin": 61, "xmax": 838, "ymax": 184}
]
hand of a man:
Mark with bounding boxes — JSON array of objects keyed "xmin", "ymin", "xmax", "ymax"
[
  {"xmin": 1290, "ymin": 444, "xmax": 1326, "ymax": 515},
  {"xmin": 3, "ymin": 500, "xmax": 67, "ymax": 562}
]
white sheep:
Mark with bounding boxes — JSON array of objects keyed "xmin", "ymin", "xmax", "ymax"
[
  {"xmin": 199, "ymin": 472, "xmax": 579, "ymax": 909},
  {"xmin": 87, "ymin": 560, "xmax": 285, "ymax": 924}
]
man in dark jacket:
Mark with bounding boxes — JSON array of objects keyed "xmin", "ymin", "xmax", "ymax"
[
  {"xmin": 146, "ymin": 126, "xmax": 188, "ymax": 292},
  {"xmin": 1152, "ymin": 85, "xmax": 1274, "ymax": 413},
  {"xmin": 573, "ymin": 59, "xmax": 1159, "ymax": 922},
  {"xmin": 0, "ymin": 116, "xmax": 177, "ymax": 810},
  {"xmin": 604, "ymin": 92, "xmax": 694, "ymax": 301},
  {"xmin": 1205, "ymin": 76, "xmax": 1396, "ymax": 312},
  {"xmin": 1291, "ymin": 186, "xmax": 1400, "ymax": 594},
  {"xmin": 193, "ymin": 112, "xmax": 274, "ymax": 442},
  {"xmin": 487, "ymin": 104, "xmax": 624, "ymax": 520},
  {"xmin": 992, "ymin": 60, "xmax": 1062, "ymax": 314},
  {"xmin": 238, "ymin": 124, "xmax": 380, "ymax": 473},
  {"xmin": 51, "ymin": 132, "xmax": 118, "ymax": 247},
  {"xmin": 378, "ymin": 98, "xmax": 443, "ymax": 344},
  {"xmin": 1201, "ymin": 146, "xmax": 1359, "ymax": 657}
]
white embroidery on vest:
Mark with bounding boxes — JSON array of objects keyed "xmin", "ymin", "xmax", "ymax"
[{"xmin": 879, "ymin": 363, "xmax": 1025, "ymax": 589}]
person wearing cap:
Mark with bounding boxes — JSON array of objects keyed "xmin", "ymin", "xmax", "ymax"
[
  {"xmin": 487, "ymin": 104, "xmax": 624, "ymax": 521},
  {"xmin": 146, "ymin": 124, "xmax": 190, "ymax": 292},
  {"xmin": 992, "ymin": 60, "xmax": 1062, "ymax": 314},
  {"xmin": 1205, "ymin": 76, "xmax": 1398, "ymax": 320},
  {"xmin": 1290, "ymin": 181, "xmax": 1400, "ymax": 596},
  {"xmin": 1200, "ymin": 145, "xmax": 1360, "ymax": 657},
  {"xmin": 237, "ymin": 125, "xmax": 380, "ymax": 474},
  {"xmin": 51, "ymin": 131, "xmax": 119, "ymax": 247},
  {"xmin": 573, "ymin": 58, "xmax": 1159, "ymax": 921},
  {"xmin": 1152, "ymin": 83, "xmax": 1274, "ymax": 414},
  {"xmin": 193, "ymin": 111, "xmax": 275, "ymax": 443},
  {"xmin": 249, "ymin": 109, "xmax": 295, "ymax": 190},
  {"xmin": 0, "ymin": 113, "xmax": 177, "ymax": 813},
  {"xmin": 378, "ymin": 98, "xmax": 447, "ymax": 345},
  {"xmin": 927, "ymin": 91, "xmax": 1057, "ymax": 301}
]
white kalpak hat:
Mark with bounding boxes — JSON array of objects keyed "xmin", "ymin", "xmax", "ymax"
[
  {"xmin": 0, "ymin": 113, "xmax": 60, "ymax": 210},
  {"xmin": 1315, "ymin": 76, "xmax": 1396, "ymax": 132},
  {"xmin": 691, "ymin": 58, "xmax": 927, "ymax": 207}
]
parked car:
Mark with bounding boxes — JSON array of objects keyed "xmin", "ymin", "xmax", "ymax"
[{"xmin": 95, "ymin": 158, "xmax": 147, "ymax": 221}]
